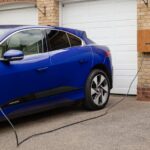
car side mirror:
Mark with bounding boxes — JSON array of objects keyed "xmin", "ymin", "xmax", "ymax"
[{"xmin": 3, "ymin": 49, "xmax": 24, "ymax": 61}]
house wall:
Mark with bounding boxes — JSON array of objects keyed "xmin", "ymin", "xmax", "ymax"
[
  {"xmin": 37, "ymin": 0, "xmax": 59, "ymax": 26},
  {"xmin": 137, "ymin": 0, "xmax": 150, "ymax": 101}
]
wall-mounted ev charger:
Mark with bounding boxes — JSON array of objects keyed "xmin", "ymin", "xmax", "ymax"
[{"xmin": 0, "ymin": 54, "xmax": 144, "ymax": 147}]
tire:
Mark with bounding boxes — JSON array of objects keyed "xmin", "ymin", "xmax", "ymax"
[{"xmin": 84, "ymin": 69, "xmax": 110, "ymax": 110}]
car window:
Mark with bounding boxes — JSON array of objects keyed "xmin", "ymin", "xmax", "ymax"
[
  {"xmin": 0, "ymin": 28, "xmax": 9, "ymax": 37},
  {"xmin": 67, "ymin": 33, "xmax": 82, "ymax": 47},
  {"xmin": 0, "ymin": 29, "xmax": 47, "ymax": 57},
  {"xmin": 46, "ymin": 29, "xmax": 70, "ymax": 51}
]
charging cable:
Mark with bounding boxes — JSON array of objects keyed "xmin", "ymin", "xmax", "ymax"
[
  {"xmin": 0, "ymin": 107, "xmax": 19, "ymax": 146},
  {"xmin": 0, "ymin": 54, "xmax": 144, "ymax": 147}
]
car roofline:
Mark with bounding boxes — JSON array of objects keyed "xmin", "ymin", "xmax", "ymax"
[{"xmin": 0, "ymin": 25, "xmax": 88, "ymax": 43}]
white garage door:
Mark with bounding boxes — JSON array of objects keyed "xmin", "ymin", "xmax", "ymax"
[
  {"xmin": 60, "ymin": 0, "xmax": 137, "ymax": 95},
  {"xmin": 0, "ymin": 3, "xmax": 38, "ymax": 25}
]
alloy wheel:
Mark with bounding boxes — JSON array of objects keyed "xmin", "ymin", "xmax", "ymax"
[{"xmin": 91, "ymin": 74, "xmax": 109, "ymax": 106}]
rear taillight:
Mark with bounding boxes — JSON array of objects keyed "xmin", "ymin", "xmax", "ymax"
[{"xmin": 105, "ymin": 50, "xmax": 111, "ymax": 57}]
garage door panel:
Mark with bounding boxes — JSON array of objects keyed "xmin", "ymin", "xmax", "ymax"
[
  {"xmin": 91, "ymin": 37, "xmax": 136, "ymax": 44},
  {"xmin": 112, "ymin": 88, "xmax": 137, "ymax": 95},
  {"xmin": 0, "ymin": 4, "xmax": 38, "ymax": 25},
  {"xmin": 114, "ymin": 64, "xmax": 137, "ymax": 70},
  {"xmin": 63, "ymin": 1, "xmax": 136, "ymax": 23},
  {"xmin": 88, "ymin": 0, "xmax": 136, "ymax": 14},
  {"xmin": 63, "ymin": 17, "xmax": 136, "ymax": 25},
  {"xmin": 114, "ymin": 69, "xmax": 137, "ymax": 76},
  {"xmin": 61, "ymin": 0, "xmax": 137, "ymax": 95},
  {"xmin": 114, "ymin": 76, "xmax": 137, "ymax": 88},
  {"xmin": 87, "ymin": 14, "xmax": 136, "ymax": 22},
  {"xmin": 114, "ymin": 56, "xmax": 137, "ymax": 69},
  {"xmin": 63, "ymin": 20, "xmax": 137, "ymax": 28},
  {"xmin": 112, "ymin": 51, "xmax": 137, "ymax": 63},
  {"xmin": 95, "ymin": 39, "xmax": 136, "ymax": 46},
  {"xmin": 108, "ymin": 45, "xmax": 137, "ymax": 52},
  {"xmin": 0, "ymin": 9, "xmax": 38, "ymax": 25},
  {"xmin": 87, "ymin": 27, "xmax": 136, "ymax": 38},
  {"xmin": 114, "ymin": 76, "xmax": 137, "ymax": 90},
  {"xmin": 78, "ymin": 20, "xmax": 136, "ymax": 28}
]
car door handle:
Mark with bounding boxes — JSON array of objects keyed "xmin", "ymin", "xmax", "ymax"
[
  {"xmin": 36, "ymin": 67, "xmax": 49, "ymax": 72},
  {"xmin": 79, "ymin": 59, "xmax": 88, "ymax": 64}
]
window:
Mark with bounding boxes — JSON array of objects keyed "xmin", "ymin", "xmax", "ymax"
[
  {"xmin": 0, "ymin": 29, "xmax": 47, "ymax": 58},
  {"xmin": 0, "ymin": 28, "xmax": 9, "ymax": 37},
  {"xmin": 46, "ymin": 29, "xmax": 70, "ymax": 51},
  {"xmin": 67, "ymin": 33, "xmax": 82, "ymax": 47}
]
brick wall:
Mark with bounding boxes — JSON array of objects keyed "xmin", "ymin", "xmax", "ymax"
[
  {"xmin": 37, "ymin": 0, "xmax": 59, "ymax": 26},
  {"xmin": 137, "ymin": 0, "xmax": 150, "ymax": 101}
]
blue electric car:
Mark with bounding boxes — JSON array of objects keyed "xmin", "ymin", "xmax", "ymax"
[{"xmin": 0, "ymin": 25, "xmax": 113, "ymax": 120}]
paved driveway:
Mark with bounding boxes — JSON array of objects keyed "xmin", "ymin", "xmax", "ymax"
[{"xmin": 0, "ymin": 95, "xmax": 150, "ymax": 150}]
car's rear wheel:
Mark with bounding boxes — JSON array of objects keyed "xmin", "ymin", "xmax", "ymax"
[{"xmin": 84, "ymin": 69, "xmax": 110, "ymax": 110}]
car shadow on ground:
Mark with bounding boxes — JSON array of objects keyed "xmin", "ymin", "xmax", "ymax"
[
  {"xmin": 0, "ymin": 102, "xmax": 86, "ymax": 128},
  {"xmin": 0, "ymin": 95, "xmax": 124, "ymax": 130}
]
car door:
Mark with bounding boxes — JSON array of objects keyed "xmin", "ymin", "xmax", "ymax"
[
  {"xmin": 46, "ymin": 29, "xmax": 92, "ymax": 94},
  {"xmin": 0, "ymin": 29, "xmax": 51, "ymax": 108}
]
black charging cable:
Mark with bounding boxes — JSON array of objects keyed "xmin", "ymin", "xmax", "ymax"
[
  {"xmin": 0, "ymin": 107, "xmax": 19, "ymax": 146},
  {"xmin": 0, "ymin": 54, "xmax": 144, "ymax": 147}
]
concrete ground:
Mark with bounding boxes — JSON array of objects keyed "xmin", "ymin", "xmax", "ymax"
[{"xmin": 0, "ymin": 95, "xmax": 150, "ymax": 150}]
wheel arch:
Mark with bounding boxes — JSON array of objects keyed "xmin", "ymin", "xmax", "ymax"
[{"xmin": 91, "ymin": 64, "xmax": 113, "ymax": 89}]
